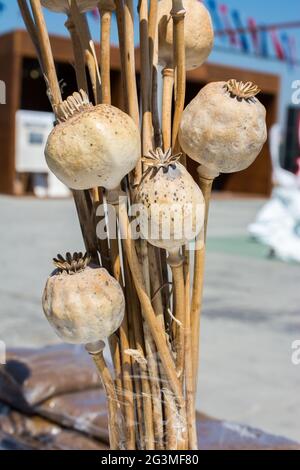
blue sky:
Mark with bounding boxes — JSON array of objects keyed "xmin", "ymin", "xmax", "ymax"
[{"xmin": 0, "ymin": 0, "xmax": 299, "ymax": 124}]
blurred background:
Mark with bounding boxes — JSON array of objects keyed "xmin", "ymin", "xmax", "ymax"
[{"xmin": 0, "ymin": 0, "xmax": 299, "ymax": 443}]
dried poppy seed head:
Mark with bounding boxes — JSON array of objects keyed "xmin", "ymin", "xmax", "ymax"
[
  {"xmin": 45, "ymin": 95, "xmax": 141, "ymax": 191},
  {"xmin": 179, "ymin": 80, "xmax": 267, "ymax": 174},
  {"xmin": 43, "ymin": 255, "xmax": 125, "ymax": 344},
  {"xmin": 41, "ymin": 0, "xmax": 102, "ymax": 13},
  {"xmin": 158, "ymin": 0, "xmax": 214, "ymax": 71}
]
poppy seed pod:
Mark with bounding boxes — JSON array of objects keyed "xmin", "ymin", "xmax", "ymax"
[
  {"xmin": 41, "ymin": 0, "xmax": 101, "ymax": 13},
  {"xmin": 45, "ymin": 90, "xmax": 141, "ymax": 190},
  {"xmin": 42, "ymin": 253, "xmax": 125, "ymax": 345},
  {"xmin": 136, "ymin": 148, "xmax": 205, "ymax": 252},
  {"xmin": 179, "ymin": 80, "xmax": 267, "ymax": 174},
  {"xmin": 158, "ymin": 0, "xmax": 214, "ymax": 70}
]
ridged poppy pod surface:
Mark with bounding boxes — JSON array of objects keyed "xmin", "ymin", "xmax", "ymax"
[
  {"xmin": 42, "ymin": 253, "xmax": 125, "ymax": 345},
  {"xmin": 158, "ymin": 0, "xmax": 214, "ymax": 70},
  {"xmin": 45, "ymin": 91, "xmax": 141, "ymax": 190},
  {"xmin": 179, "ymin": 80, "xmax": 268, "ymax": 174},
  {"xmin": 41, "ymin": 0, "xmax": 100, "ymax": 13},
  {"xmin": 136, "ymin": 148, "xmax": 205, "ymax": 252}
]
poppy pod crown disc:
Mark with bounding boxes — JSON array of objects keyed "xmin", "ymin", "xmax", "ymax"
[{"xmin": 45, "ymin": 91, "xmax": 141, "ymax": 190}]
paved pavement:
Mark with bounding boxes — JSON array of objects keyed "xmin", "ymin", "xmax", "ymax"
[{"xmin": 0, "ymin": 196, "xmax": 299, "ymax": 442}]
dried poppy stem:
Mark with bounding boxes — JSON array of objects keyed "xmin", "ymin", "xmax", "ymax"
[
  {"xmin": 148, "ymin": 245, "xmax": 179, "ymax": 449},
  {"xmin": 114, "ymin": 0, "xmax": 141, "ymax": 184},
  {"xmin": 18, "ymin": 0, "xmax": 43, "ymax": 65},
  {"xmin": 138, "ymin": 0, "xmax": 165, "ymax": 450},
  {"xmin": 168, "ymin": 251, "xmax": 185, "ymax": 382},
  {"xmin": 191, "ymin": 166, "xmax": 219, "ymax": 387},
  {"xmin": 118, "ymin": 201, "xmax": 182, "ymax": 401},
  {"xmin": 139, "ymin": 0, "xmax": 153, "ymax": 155},
  {"xmin": 184, "ymin": 253, "xmax": 198, "ymax": 450},
  {"xmin": 162, "ymin": 68, "xmax": 174, "ymax": 151},
  {"xmin": 65, "ymin": 15, "xmax": 88, "ymax": 93},
  {"xmin": 86, "ymin": 342, "xmax": 123, "ymax": 450},
  {"xmin": 69, "ymin": 0, "xmax": 101, "ymax": 103},
  {"xmin": 140, "ymin": 241, "xmax": 164, "ymax": 450},
  {"xmin": 171, "ymin": 0, "xmax": 186, "ymax": 150},
  {"xmin": 106, "ymin": 192, "xmax": 136, "ymax": 449},
  {"xmin": 99, "ymin": 1, "xmax": 115, "ymax": 105},
  {"xmin": 124, "ymin": 257, "xmax": 154, "ymax": 450},
  {"xmin": 29, "ymin": 0, "xmax": 62, "ymax": 106}
]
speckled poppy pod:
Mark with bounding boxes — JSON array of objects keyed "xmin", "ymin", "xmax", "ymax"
[
  {"xmin": 179, "ymin": 79, "xmax": 268, "ymax": 174},
  {"xmin": 136, "ymin": 148, "xmax": 205, "ymax": 253},
  {"xmin": 45, "ymin": 90, "xmax": 141, "ymax": 190},
  {"xmin": 41, "ymin": 0, "xmax": 100, "ymax": 13},
  {"xmin": 42, "ymin": 253, "xmax": 125, "ymax": 345},
  {"xmin": 157, "ymin": 0, "xmax": 214, "ymax": 70}
]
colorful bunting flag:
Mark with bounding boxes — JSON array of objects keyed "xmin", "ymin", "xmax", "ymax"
[
  {"xmin": 260, "ymin": 26, "xmax": 269, "ymax": 58},
  {"xmin": 219, "ymin": 4, "xmax": 239, "ymax": 46},
  {"xmin": 248, "ymin": 18, "xmax": 260, "ymax": 54},
  {"xmin": 231, "ymin": 9, "xmax": 249, "ymax": 52},
  {"xmin": 270, "ymin": 28, "xmax": 285, "ymax": 60},
  {"xmin": 206, "ymin": 0, "xmax": 225, "ymax": 41}
]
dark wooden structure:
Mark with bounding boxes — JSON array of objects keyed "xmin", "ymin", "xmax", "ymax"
[{"xmin": 0, "ymin": 30, "xmax": 280, "ymax": 196}]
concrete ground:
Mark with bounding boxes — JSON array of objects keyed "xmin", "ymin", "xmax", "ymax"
[{"xmin": 0, "ymin": 196, "xmax": 299, "ymax": 442}]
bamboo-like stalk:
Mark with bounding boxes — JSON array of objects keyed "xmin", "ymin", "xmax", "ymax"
[
  {"xmin": 168, "ymin": 252, "xmax": 185, "ymax": 381},
  {"xmin": 65, "ymin": 16, "xmax": 88, "ymax": 92},
  {"xmin": 148, "ymin": 245, "xmax": 179, "ymax": 449},
  {"xmin": 191, "ymin": 167, "xmax": 218, "ymax": 386},
  {"xmin": 69, "ymin": 0, "xmax": 101, "ymax": 103},
  {"xmin": 18, "ymin": 0, "xmax": 43, "ymax": 65},
  {"xmin": 171, "ymin": 0, "xmax": 186, "ymax": 151},
  {"xmin": 184, "ymin": 252, "xmax": 198, "ymax": 450},
  {"xmin": 140, "ymin": 241, "xmax": 164, "ymax": 450},
  {"xmin": 124, "ymin": 257, "xmax": 154, "ymax": 449},
  {"xmin": 138, "ymin": 0, "xmax": 165, "ymax": 450},
  {"xmin": 118, "ymin": 202, "xmax": 182, "ymax": 400},
  {"xmin": 128, "ymin": 268, "xmax": 155, "ymax": 450},
  {"xmin": 106, "ymin": 192, "xmax": 136, "ymax": 450},
  {"xmin": 115, "ymin": 0, "xmax": 141, "ymax": 184},
  {"xmin": 162, "ymin": 68, "xmax": 174, "ymax": 151},
  {"xmin": 86, "ymin": 342, "xmax": 122, "ymax": 450},
  {"xmin": 29, "ymin": 0, "xmax": 62, "ymax": 106},
  {"xmin": 123, "ymin": 0, "xmax": 140, "ymax": 127},
  {"xmin": 99, "ymin": 1, "xmax": 115, "ymax": 105},
  {"xmin": 139, "ymin": 0, "xmax": 153, "ymax": 155}
]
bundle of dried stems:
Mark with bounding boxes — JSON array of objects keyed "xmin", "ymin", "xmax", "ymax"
[{"xmin": 18, "ymin": 0, "xmax": 266, "ymax": 451}]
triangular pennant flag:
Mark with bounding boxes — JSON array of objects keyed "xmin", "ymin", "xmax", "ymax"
[
  {"xmin": 207, "ymin": 0, "xmax": 226, "ymax": 41},
  {"xmin": 248, "ymin": 18, "xmax": 260, "ymax": 55},
  {"xmin": 231, "ymin": 10, "xmax": 249, "ymax": 52},
  {"xmin": 270, "ymin": 29, "xmax": 285, "ymax": 61},
  {"xmin": 219, "ymin": 4, "xmax": 239, "ymax": 46}
]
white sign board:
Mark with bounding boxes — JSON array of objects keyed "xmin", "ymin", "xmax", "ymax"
[{"xmin": 15, "ymin": 110, "xmax": 55, "ymax": 173}]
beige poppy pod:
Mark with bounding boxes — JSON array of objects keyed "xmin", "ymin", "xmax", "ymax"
[
  {"xmin": 41, "ymin": 0, "xmax": 100, "ymax": 13},
  {"xmin": 136, "ymin": 148, "xmax": 205, "ymax": 252},
  {"xmin": 179, "ymin": 80, "xmax": 268, "ymax": 174},
  {"xmin": 42, "ymin": 253, "xmax": 125, "ymax": 345},
  {"xmin": 158, "ymin": 0, "xmax": 214, "ymax": 70},
  {"xmin": 45, "ymin": 90, "xmax": 141, "ymax": 190}
]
